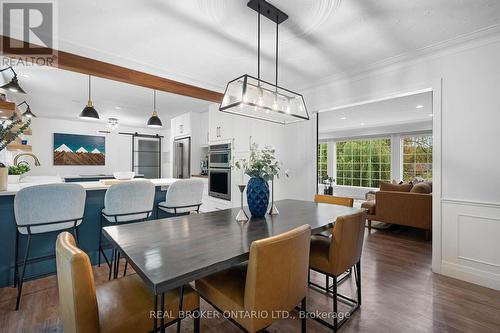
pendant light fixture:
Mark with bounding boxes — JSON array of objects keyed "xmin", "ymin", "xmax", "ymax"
[
  {"xmin": 79, "ymin": 75, "xmax": 100, "ymax": 120},
  {"xmin": 0, "ymin": 66, "xmax": 26, "ymax": 94},
  {"xmin": 17, "ymin": 101, "xmax": 37, "ymax": 118},
  {"xmin": 219, "ymin": 0, "xmax": 309, "ymax": 124},
  {"xmin": 147, "ymin": 90, "xmax": 163, "ymax": 128}
]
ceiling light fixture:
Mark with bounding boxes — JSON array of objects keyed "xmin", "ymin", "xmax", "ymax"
[
  {"xmin": 79, "ymin": 75, "xmax": 100, "ymax": 120},
  {"xmin": 147, "ymin": 90, "xmax": 163, "ymax": 128},
  {"xmin": 219, "ymin": 0, "xmax": 309, "ymax": 124},
  {"xmin": 340, "ymin": 116, "xmax": 347, "ymax": 120},
  {"xmin": 428, "ymin": 113, "xmax": 434, "ymax": 117},
  {"xmin": 108, "ymin": 118, "xmax": 119, "ymax": 131},
  {"xmin": 0, "ymin": 66, "xmax": 27, "ymax": 94},
  {"xmin": 416, "ymin": 105, "xmax": 424, "ymax": 109},
  {"xmin": 360, "ymin": 122, "xmax": 365, "ymax": 126},
  {"xmin": 17, "ymin": 101, "xmax": 37, "ymax": 118}
]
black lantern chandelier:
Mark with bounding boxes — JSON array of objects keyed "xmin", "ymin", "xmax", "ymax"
[{"xmin": 219, "ymin": 0, "xmax": 309, "ymax": 124}]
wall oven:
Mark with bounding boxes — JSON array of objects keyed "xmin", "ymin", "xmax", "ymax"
[{"xmin": 209, "ymin": 143, "xmax": 231, "ymax": 201}]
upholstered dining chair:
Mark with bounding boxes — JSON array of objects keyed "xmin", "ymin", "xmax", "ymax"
[
  {"xmin": 309, "ymin": 211, "xmax": 367, "ymax": 331},
  {"xmin": 98, "ymin": 180, "xmax": 155, "ymax": 279},
  {"xmin": 56, "ymin": 231, "xmax": 200, "ymax": 333},
  {"xmin": 13, "ymin": 183, "xmax": 86, "ymax": 310},
  {"xmin": 314, "ymin": 194, "xmax": 354, "ymax": 208},
  {"xmin": 156, "ymin": 179, "xmax": 204, "ymax": 218},
  {"xmin": 195, "ymin": 224, "xmax": 311, "ymax": 333}
]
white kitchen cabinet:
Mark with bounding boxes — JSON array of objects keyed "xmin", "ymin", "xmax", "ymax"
[
  {"xmin": 171, "ymin": 112, "xmax": 191, "ymax": 138},
  {"xmin": 209, "ymin": 103, "xmax": 233, "ymax": 142},
  {"xmin": 199, "ymin": 111, "xmax": 209, "ymax": 146}
]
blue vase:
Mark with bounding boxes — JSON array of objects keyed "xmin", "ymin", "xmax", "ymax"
[{"xmin": 247, "ymin": 177, "xmax": 269, "ymax": 218}]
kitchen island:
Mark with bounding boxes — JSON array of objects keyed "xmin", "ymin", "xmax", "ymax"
[{"xmin": 0, "ymin": 178, "xmax": 178, "ymax": 287}]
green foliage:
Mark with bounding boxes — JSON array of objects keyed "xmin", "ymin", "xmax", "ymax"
[
  {"xmin": 8, "ymin": 164, "xmax": 30, "ymax": 175},
  {"xmin": 335, "ymin": 138, "xmax": 391, "ymax": 188},
  {"xmin": 234, "ymin": 143, "xmax": 282, "ymax": 182},
  {"xmin": 402, "ymin": 135, "xmax": 433, "ymax": 181},
  {"xmin": 0, "ymin": 113, "xmax": 31, "ymax": 152}
]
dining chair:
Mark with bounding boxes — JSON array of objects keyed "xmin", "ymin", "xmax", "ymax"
[
  {"xmin": 56, "ymin": 232, "xmax": 200, "ymax": 333},
  {"xmin": 313, "ymin": 194, "xmax": 355, "ymax": 290},
  {"xmin": 156, "ymin": 179, "xmax": 204, "ymax": 218},
  {"xmin": 309, "ymin": 211, "xmax": 367, "ymax": 331},
  {"xmin": 98, "ymin": 180, "xmax": 155, "ymax": 279},
  {"xmin": 314, "ymin": 194, "xmax": 354, "ymax": 207},
  {"xmin": 13, "ymin": 183, "xmax": 86, "ymax": 310},
  {"xmin": 195, "ymin": 224, "xmax": 311, "ymax": 333}
]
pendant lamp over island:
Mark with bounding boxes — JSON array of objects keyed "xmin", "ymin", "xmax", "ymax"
[
  {"xmin": 147, "ymin": 90, "xmax": 163, "ymax": 128},
  {"xmin": 219, "ymin": 0, "xmax": 309, "ymax": 124},
  {"xmin": 79, "ymin": 75, "xmax": 100, "ymax": 120}
]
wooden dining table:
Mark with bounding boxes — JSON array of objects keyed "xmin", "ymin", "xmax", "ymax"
[{"xmin": 103, "ymin": 199, "xmax": 361, "ymax": 332}]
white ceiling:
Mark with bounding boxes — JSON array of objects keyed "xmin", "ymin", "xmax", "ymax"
[
  {"xmin": 318, "ymin": 91, "xmax": 433, "ymax": 134},
  {"xmin": 3, "ymin": 0, "xmax": 500, "ymax": 127},
  {"xmin": 2, "ymin": 66, "xmax": 211, "ymax": 128}
]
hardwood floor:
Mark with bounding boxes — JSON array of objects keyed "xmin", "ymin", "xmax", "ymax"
[{"xmin": 1, "ymin": 226, "xmax": 499, "ymax": 333}]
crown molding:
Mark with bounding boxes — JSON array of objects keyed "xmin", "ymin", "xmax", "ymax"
[{"xmin": 301, "ymin": 23, "xmax": 500, "ymax": 93}]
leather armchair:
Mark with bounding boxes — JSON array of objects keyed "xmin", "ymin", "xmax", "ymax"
[
  {"xmin": 55, "ymin": 232, "xmax": 200, "ymax": 333},
  {"xmin": 195, "ymin": 224, "xmax": 311, "ymax": 333}
]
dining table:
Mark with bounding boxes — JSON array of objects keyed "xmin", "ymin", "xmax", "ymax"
[{"xmin": 103, "ymin": 199, "xmax": 362, "ymax": 332}]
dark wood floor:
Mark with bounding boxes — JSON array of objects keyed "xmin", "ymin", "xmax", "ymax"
[{"xmin": 1, "ymin": 226, "xmax": 500, "ymax": 333}]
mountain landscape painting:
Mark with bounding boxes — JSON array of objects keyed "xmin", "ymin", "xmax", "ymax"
[{"xmin": 53, "ymin": 133, "xmax": 105, "ymax": 165}]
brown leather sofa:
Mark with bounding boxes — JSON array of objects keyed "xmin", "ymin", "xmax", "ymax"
[{"xmin": 362, "ymin": 182, "xmax": 432, "ymax": 236}]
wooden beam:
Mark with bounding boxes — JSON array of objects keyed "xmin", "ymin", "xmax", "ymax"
[{"xmin": 1, "ymin": 35, "xmax": 224, "ymax": 103}]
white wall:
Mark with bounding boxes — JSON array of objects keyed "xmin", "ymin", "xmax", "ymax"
[
  {"xmin": 4, "ymin": 117, "xmax": 170, "ymax": 178},
  {"xmin": 285, "ymin": 33, "xmax": 500, "ymax": 290}
]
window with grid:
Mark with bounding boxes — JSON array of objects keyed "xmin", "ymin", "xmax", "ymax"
[
  {"xmin": 402, "ymin": 135, "xmax": 433, "ymax": 181},
  {"xmin": 336, "ymin": 138, "xmax": 391, "ymax": 188},
  {"xmin": 317, "ymin": 143, "xmax": 328, "ymax": 183}
]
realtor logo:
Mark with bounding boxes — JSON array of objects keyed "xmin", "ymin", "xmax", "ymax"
[{"xmin": 1, "ymin": 1, "xmax": 57, "ymax": 66}]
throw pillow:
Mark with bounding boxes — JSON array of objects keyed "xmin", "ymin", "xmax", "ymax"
[
  {"xmin": 410, "ymin": 182, "xmax": 432, "ymax": 194},
  {"xmin": 380, "ymin": 182, "xmax": 413, "ymax": 192}
]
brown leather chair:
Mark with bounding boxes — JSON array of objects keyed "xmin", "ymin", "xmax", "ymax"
[
  {"xmin": 195, "ymin": 225, "xmax": 311, "ymax": 333},
  {"xmin": 55, "ymin": 232, "xmax": 200, "ymax": 333},
  {"xmin": 309, "ymin": 211, "xmax": 367, "ymax": 331},
  {"xmin": 314, "ymin": 194, "xmax": 355, "ymax": 289}
]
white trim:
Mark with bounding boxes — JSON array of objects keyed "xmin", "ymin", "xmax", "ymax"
[
  {"xmin": 441, "ymin": 261, "xmax": 500, "ymax": 292},
  {"xmin": 441, "ymin": 198, "xmax": 500, "ymax": 209}
]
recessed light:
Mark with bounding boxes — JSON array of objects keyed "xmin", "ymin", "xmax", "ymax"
[
  {"xmin": 340, "ymin": 116, "xmax": 346, "ymax": 120},
  {"xmin": 428, "ymin": 113, "xmax": 433, "ymax": 117},
  {"xmin": 115, "ymin": 106, "xmax": 121, "ymax": 110},
  {"xmin": 19, "ymin": 74, "xmax": 29, "ymax": 78},
  {"xmin": 360, "ymin": 122, "xmax": 365, "ymax": 126},
  {"xmin": 416, "ymin": 105, "xmax": 424, "ymax": 109}
]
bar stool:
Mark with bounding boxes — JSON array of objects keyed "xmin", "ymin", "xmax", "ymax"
[
  {"xmin": 13, "ymin": 183, "xmax": 86, "ymax": 310},
  {"xmin": 98, "ymin": 180, "xmax": 155, "ymax": 279},
  {"xmin": 156, "ymin": 179, "xmax": 204, "ymax": 218}
]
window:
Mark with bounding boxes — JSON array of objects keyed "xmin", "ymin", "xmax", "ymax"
[
  {"xmin": 402, "ymin": 135, "xmax": 432, "ymax": 181},
  {"xmin": 336, "ymin": 138, "xmax": 391, "ymax": 188},
  {"xmin": 317, "ymin": 143, "xmax": 328, "ymax": 183}
]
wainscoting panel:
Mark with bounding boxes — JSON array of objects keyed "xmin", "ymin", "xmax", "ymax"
[{"xmin": 441, "ymin": 199, "xmax": 500, "ymax": 291}]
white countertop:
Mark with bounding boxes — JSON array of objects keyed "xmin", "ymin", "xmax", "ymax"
[{"xmin": 0, "ymin": 178, "xmax": 179, "ymax": 196}]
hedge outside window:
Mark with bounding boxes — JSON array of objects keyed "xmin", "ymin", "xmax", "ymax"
[
  {"xmin": 336, "ymin": 138, "xmax": 391, "ymax": 188},
  {"xmin": 402, "ymin": 135, "xmax": 433, "ymax": 181}
]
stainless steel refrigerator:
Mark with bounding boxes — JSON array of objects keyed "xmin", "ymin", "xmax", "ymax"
[{"xmin": 173, "ymin": 137, "xmax": 191, "ymax": 179}]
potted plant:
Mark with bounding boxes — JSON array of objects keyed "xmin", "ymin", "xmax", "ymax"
[
  {"xmin": 8, "ymin": 164, "xmax": 30, "ymax": 183},
  {"xmin": 235, "ymin": 143, "xmax": 282, "ymax": 218},
  {"xmin": 0, "ymin": 113, "xmax": 31, "ymax": 191}
]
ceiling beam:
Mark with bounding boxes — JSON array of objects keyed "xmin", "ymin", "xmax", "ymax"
[{"xmin": 0, "ymin": 35, "xmax": 224, "ymax": 103}]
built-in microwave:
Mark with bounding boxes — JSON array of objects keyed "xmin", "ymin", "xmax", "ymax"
[{"xmin": 209, "ymin": 143, "xmax": 231, "ymax": 168}]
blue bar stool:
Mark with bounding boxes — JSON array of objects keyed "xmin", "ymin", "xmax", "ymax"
[
  {"xmin": 156, "ymin": 179, "xmax": 204, "ymax": 218},
  {"xmin": 13, "ymin": 183, "xmax": 86, "ymax": 310},
  {"xmin": 98, "ymin": 180, "xmax": 155, "ymax": 279}
]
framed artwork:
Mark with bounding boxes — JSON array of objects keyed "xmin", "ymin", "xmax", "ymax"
[{"xmin": 53, "ymin": 133, "xmax": 105, "ymax": 165}]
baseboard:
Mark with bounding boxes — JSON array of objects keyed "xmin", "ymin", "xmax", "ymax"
[{"xmin": 441, "ymin": 260, "xmax": 500, "ymax": 291}]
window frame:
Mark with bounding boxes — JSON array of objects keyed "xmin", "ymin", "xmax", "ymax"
[{"xmin": 400, "ymin": 132, "xmax": 433, "ymax": 182}]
